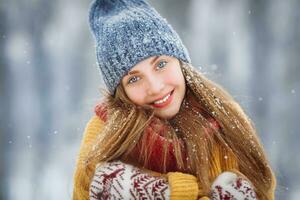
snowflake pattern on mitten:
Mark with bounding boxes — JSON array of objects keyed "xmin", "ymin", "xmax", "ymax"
[
  {"xmin": 211, "ymin": 171, "xmax": 257, "ymax": 200},
  {"xmin": 89, "ymin": 161, "xmax": 170, "ymax": 200}
]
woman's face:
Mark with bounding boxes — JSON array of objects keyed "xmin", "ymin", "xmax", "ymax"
[{"xmin": 121, "ymin": 55, "xmax": 186, "ymax": 119}]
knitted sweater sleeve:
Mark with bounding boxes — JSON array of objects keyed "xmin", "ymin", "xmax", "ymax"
[{"xmin": 73, "ymin": 115, "xmax": 105, "ymax": 200}]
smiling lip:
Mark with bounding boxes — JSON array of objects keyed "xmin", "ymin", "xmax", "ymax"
[{"xmin": 150, "ymin": 90, "xmax": 174, "ymax": 108}]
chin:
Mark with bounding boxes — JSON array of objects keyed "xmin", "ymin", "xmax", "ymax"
[{"xmin": 155, "ymin": 107, "xmax": 179, "ymax": 120}]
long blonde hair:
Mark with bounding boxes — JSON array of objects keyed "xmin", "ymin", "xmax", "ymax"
[{"xmin": 85, "ymin": 61, "xmax": 276, "ymax": 199}]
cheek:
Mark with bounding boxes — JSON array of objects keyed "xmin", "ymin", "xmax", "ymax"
[
  {"xmin": 162, "ymin": 75, "xmax": 174, "ymax": 84},
  {"xmin": 163, "ymin": 70, "xmax": 185, "ymax": 86},
  {"xmin": 125, "ymin": 87, "xmax": 146, "ymax": 105}
]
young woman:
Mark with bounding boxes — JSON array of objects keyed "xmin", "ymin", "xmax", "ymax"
[{"xmin": 73, "ymin": 0, "xmax": 276, "ymax": 199}]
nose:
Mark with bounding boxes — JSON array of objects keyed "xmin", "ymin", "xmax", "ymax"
[{"xmin": 146, "ymin": 76, "xmax": 165, "ymax": 96}]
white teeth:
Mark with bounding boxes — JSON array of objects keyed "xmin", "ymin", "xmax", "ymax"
[{"xmin": 153, "ymin": 93, "xmax": 171, "ymax": 105}]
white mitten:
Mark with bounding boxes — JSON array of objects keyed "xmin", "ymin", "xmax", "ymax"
[
  {"xmin": 211, "ymin": 171, "xmax": 257, "ymax": 200},
  {"xmin": 89, "ymin": 161, "xmax": 170, "ymax": 200}
]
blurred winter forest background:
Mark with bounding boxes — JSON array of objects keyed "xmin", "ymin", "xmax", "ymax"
[{"xmin": 1, "ymin": 0, "xmax": 299, "ymax": 199}]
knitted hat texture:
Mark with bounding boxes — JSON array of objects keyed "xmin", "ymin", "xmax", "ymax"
[{"xmin": 89, "ymin": 0, "xmax": 191, "ymax": 94}]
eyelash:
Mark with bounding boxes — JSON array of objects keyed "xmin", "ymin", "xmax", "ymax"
[{"xmin": 127, "ymin": 60, "xmax": 168, "ymax": 84}]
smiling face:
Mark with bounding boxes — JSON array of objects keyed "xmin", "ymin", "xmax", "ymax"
[{"xmin": 121, "ymin": 55, "xmax": 186, "ymax": 119}]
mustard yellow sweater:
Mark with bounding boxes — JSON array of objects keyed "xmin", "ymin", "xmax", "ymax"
[{"xmin": 73, "ymin": 115, "xmax": 238, "ymax": 200}]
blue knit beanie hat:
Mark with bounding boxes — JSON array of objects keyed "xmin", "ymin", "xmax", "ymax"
[{"xmin": 89, "ymin": 0, "xmax": 191, "ymax": 94}]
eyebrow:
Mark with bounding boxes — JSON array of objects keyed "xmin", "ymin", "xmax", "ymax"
[{"xmin": 127, "ymin": 56, "xmax": 160, "ymax": 75}]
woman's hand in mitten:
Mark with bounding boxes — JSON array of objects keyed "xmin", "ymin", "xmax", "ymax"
[
  {"xmin": 89, "ymin": 160, "xmax": 170, "ymax": 200},
  {"xmin": 210, "ymin": 171, "xmax": 257, "ymax": 200}
]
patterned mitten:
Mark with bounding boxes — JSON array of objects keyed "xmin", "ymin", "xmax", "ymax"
[
  {"xmin": 210, "ymin": 171, "xmax": 257, "ymax": 200},
  {"xmin": 89, "ymin": 161, "xmax": 170, "ymax": 200}
]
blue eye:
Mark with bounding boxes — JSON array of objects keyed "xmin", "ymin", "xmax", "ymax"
[
  {"xmin": 156, "ymin": 60, "xmax": 167, "ymax": 69},
  {"xmin": 128, "ymin": 76, "xmax": 140, "ymax": 84}
]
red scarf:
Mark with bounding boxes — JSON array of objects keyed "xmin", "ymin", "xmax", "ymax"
[{"xmin": 94, "ymin": 102, "xmax": 220, "ymax": 173}]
